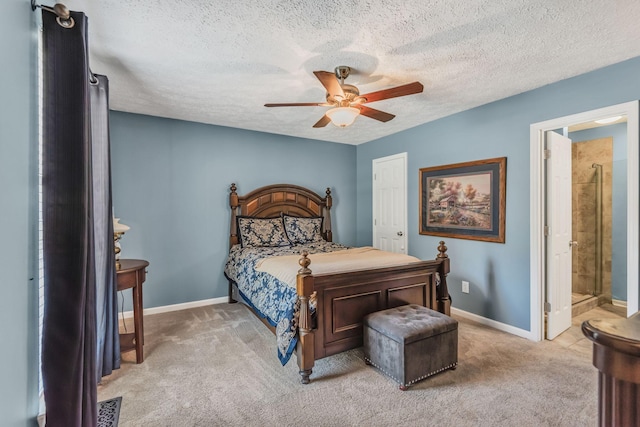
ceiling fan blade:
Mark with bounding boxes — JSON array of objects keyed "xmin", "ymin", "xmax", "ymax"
[
  {"xmin": 312, "ymin": 114, "xmax": 331, "ymax": 128},
  {"xmin": 264, "ymin": 102, "xmax": 328, "ymax": 107},
  {"xmin": 313, "ymin": 71, "xmax": 345, "ymax": 99},
  {"xmin": 358, "ymin": 105, "xmax": 395, "ymax": 122},
  {"xmin": 360, "ymin": 81, "xmax": 424, "ymax": 103}
]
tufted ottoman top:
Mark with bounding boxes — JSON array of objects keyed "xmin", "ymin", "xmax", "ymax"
[{"xmin": 364, "ymin": 304, "xmax": 458, "ymax": 344}]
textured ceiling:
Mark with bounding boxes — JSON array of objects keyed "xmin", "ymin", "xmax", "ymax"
[{"xmin": 62, "ymin": 0, "xmax": 640, "ymax": 145}]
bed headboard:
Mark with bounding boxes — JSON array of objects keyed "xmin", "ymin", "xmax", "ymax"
[{"xmin": 229, "ymin": 183, "xmax": 333, "ymax": 247}]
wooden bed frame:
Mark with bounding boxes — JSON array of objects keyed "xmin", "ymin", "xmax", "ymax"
[{"xmin": 228, "ymin": 183, "xmax": 451, "ymax": 384}]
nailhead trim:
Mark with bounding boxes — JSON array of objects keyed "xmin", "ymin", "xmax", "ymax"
[{"xmin": 364, "ymin": 357, "xmax": 457, "ymax": 388}]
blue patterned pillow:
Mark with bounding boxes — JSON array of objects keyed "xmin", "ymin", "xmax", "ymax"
[
  {"xmin": 237, "ymin": 216, "xmax": 290, "ymax": 248},
  {"xmin": 282, "ymin": 214, "xmax": 324, "ymax": 244}
]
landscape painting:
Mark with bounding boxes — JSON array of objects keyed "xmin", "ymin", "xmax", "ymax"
[{"xmin": 419, "ymin": 157, "xmax": 506, "ymax": 243}]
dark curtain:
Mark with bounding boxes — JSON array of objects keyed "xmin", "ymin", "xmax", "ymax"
[
  {"xmin": 91, "ymin": 75, "xmax": 121, "ymax": 380},
  {"xmin": 41, "ymin": 10, "xmax": 119, "ymax": 426}
]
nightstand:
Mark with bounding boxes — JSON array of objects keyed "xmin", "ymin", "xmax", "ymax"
[{"xmin": 116, "ymin": 259, "xmax": 150, "ymax": 363}]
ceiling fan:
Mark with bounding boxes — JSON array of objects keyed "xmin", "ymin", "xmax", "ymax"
[{"xmin": 265, "ymin": 66, "xmax": 424, "ymax": 128}]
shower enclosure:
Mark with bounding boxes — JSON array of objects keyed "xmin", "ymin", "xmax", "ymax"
[{"xmin": 571, "ymin": 139, "xmax": 612, "ymax": 313}]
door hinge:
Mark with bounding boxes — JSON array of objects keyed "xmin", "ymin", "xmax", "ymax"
[
  {"xmin": 544, "ymin": 225, "xmax": 549, "ymax": 236},
  {"xmin": 544, "ymin": 302, "xmax": 551, "ymax": 312},
  {"xmin": 374, "ymin": 219, "xmax": 377, "ymax": 226},
  {"xmin": 544, "ymin": 149, "xmax": 551, "ymax": 159}
]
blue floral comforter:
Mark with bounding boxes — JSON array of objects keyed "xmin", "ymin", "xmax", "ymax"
[{"xmin": 224, "ymin": 241, "xmax": 347, "ymax": 365}]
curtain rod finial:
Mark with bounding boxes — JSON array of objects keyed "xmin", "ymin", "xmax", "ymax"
[{"xmin": 53, "ymin": 3, "xmax": 70, "ymax": 20}]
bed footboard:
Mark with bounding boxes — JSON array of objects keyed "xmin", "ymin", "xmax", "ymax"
[{"xmin": 294, "ymin": 241, "xmax": 450, "ymax": 384}]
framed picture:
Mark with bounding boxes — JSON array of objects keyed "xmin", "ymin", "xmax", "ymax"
[{"xmin": 419, "ymin": 157, "xmax": 506, "ymax": 243}]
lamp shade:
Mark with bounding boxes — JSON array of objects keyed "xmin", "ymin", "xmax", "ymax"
[
  {"xmin": 113, "ymin": 218, "xmax": 130, "ymax": 233},
  {"xmin": 326, "ymin": 106, "xmax": 359, "ymax": 127}
]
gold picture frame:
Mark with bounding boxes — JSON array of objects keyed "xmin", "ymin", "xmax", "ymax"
[{"xmin": 419, "ymin": 157, "xmax": 506, "ymax": 243}]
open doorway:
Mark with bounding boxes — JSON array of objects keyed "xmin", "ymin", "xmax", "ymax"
[{"xmin": 529, "ymin": 101, "xmax": 639, "ymax": 341}]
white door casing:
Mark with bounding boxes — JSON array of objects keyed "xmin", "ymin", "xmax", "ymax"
[
  {"xmin": 545, "ymin": 131, "xmax": 573, "ymax": 339},
  {"xmin": 373, "ymin": 153, "xmax": 408, "ymax": 254},
  {"xmin": 530, "ymin": 101, "xmax": 640, "ymax": 342}
]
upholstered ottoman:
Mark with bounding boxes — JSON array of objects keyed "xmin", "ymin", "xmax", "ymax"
[{"xmin": 363, "ymin": 304, "xmax": 458, "ymax": 390}]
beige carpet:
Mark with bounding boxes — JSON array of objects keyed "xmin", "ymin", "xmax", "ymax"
[{"xmin": 99, "ymin": 304, "xmax": 615, "ymax": 426}]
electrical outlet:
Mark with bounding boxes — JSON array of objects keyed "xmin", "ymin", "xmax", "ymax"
[{"xmin": 462, "ymin": 280, "xmax": 470, "ymax": 294}]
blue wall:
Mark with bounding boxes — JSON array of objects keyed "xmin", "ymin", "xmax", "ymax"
[
  {"xmin": 569, "ymin": 123, "xmax": 628, "ymax": 301},
  {"xmin": 356, "ymin": 57, "xmax": 640, "ymax": 331},
  {"xmin": 0, "ymin": 0, "xmax": 39, "ymax": 425},
  {"xmin": 110, "ymin": 112, "xmax": 357, "ymax": 310}
]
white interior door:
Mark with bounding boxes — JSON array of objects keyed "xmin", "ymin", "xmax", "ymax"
[
  {"xmin": 373, "ymin": 153, "xmax": 407, "ymax": 254},
  {"xmin": 546, "ymin": 131, "xmax": 573, "ymax": 339}
]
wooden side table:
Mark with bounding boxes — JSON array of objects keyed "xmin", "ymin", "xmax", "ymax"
[{"xmin": 116, "ymin": 259, "xmax": 150, "ymax": 363}]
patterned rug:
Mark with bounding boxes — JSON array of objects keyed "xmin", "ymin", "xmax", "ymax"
[{"xmin": 97, "ymin": 396, "xmax": 121, "ymax": 427}]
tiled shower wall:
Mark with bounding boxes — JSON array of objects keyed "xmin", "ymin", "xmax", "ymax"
[{"xmin": 571, "ymin": 138, "xmax": 613, "ymax": 300}]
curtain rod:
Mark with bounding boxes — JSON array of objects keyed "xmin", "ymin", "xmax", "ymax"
[
  {"xmin": 31, "ymin": 1, "xmax": 99, "ymax": 84},
  {"xmin": 31, "ymin": 1, "xmax": 75, "ymax": 28}
]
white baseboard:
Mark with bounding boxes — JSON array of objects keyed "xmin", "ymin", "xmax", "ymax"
[
  {"xmin": 119, "ymin": 296, "xmax": 228, "ymax": 319},
  {"xmin": 121, "ymin": 299, "xmax": 535, "ymax": 341},
  {"xmin": 612, "ymin": 299, "xmax": 628, "ymax": 308},
  {"xmin": 451, "ymin": 307, "xmax": 535, "ymax": 341}
]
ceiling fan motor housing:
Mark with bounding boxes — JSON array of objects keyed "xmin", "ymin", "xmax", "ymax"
[{"xmin": 327, "ymin": 83, "xmax": 361, "ymax": 105}]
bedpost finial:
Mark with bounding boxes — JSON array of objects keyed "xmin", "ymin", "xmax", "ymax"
[
  {"xmin": 437, "ymin": 241, "xmax": 448, "ymax": 258},
  {"xmin": 230, "ymin": 183, "xmax": 239, "ymax": 209},
  {"xmin": 326, "ymin": 187, "xmax": 331, "ymax": 197},
  {"xmin": 298, "ymin": 250, "xmax": 312, "ymax": 274}
]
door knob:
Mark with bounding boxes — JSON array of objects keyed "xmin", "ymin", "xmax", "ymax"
[
  {"xmin": 397, "ymin": 231, "xmax": 404, "ymax": 236},
  {"xmin": 569, "ymin": 240, "xmax": 578, "ymax": 247}
]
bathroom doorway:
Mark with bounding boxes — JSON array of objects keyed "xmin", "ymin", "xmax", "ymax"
[{"xmin": 529, "ymin": 101, "xmax": 639, "ymax": 341}]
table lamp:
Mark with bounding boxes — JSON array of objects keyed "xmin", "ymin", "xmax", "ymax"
[{"xmin": 113, "ymin": 217, "xmax": 130, "ymax": 270}]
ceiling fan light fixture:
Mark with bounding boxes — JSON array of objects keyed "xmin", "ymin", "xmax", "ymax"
[
  {"xmin": 326, "ymin": 106, "xmax": 359, "ymax": 127},
  {"xmin": 265, "ymin": 67, "xmax": 423, "ymax": 128}
]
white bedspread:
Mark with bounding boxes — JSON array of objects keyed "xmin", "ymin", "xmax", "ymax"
[{"xmin": 254, "ymin": 246, "xmax": 421, "ymax": 288}]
